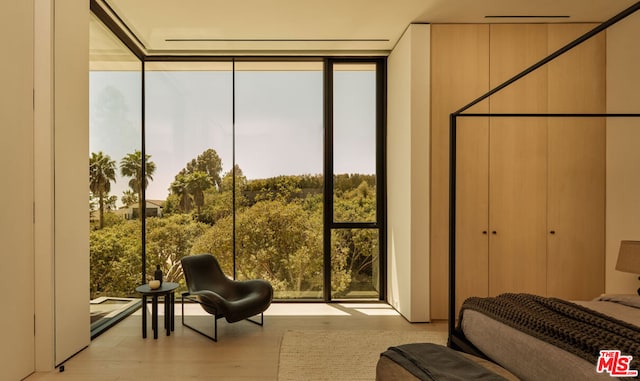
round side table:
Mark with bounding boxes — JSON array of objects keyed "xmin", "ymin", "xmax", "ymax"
[{"xmin": 135, "ymin": 282, "xmax": 179, "ymax": 339}]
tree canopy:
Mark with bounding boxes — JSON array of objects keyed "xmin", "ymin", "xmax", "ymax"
[{"xmin": 90, "ymin": 147, "xmax": 378, "ymax": 299}]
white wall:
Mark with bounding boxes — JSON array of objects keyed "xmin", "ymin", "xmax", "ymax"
[
  {"xmin": 0, "ymin": 1, "xmax": 81, "ymax": 375},
  {"xmin": 32, "ymin": 0, "xmax": 90, "ymax": 372},
  {"xmin": 53, "ymin": 0, "xmax": 91, "ymax": 365},
  {"xmin": 387, "ymin": 24, "xmax": 430, "ymax": 322},
  {"xmin": 606, "ymin": 10, "xmax": 640, "ymax": 294},
  {"xmin": 34, "ymin": 0, "xmax": 56, "ymax": 371}
]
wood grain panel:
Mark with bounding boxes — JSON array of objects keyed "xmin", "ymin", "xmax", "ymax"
[
  {"xmin": 489, "ymin": 24, "xmax": 548, "ymax": 296},
  {"xmin": 430, "ymin": 23, "xmax": 606, "ymax": 318},
  {"xmin": 455, "ymin": 117, "xmax": 489, "ymax": 312},
  {"xmin": 547, "ymin": 24, "xmax": 606, "ymax": 300},
  {"xmin": 430, "ymin": 24, "xmax": 489, "ymax": 319}
]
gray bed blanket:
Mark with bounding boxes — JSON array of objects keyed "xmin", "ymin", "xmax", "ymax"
[
  {"xmin": 459, "ymin": 293, "xmax": 640, "ymax": 375},
  {"xmin": 380, "ymin": 343, "xmax": 509, "ymax": 380}
]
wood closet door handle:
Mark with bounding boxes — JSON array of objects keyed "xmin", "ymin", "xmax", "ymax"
[
  {"xmin": 491, "ymin": 231, "xmax": 497, "ymax": 235},
  {"xmin": 550, "ymin": 230, "xmax": 556, "ymax": 234}
]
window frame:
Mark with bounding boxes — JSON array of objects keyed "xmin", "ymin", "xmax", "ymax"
[{"xmin": 90, "ymin": 5, "xmax": 386, "ymax": 303}]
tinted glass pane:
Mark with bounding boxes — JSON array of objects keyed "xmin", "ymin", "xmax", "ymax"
[
  {"xmin": 89, "ymin": 14, "xmax": 142, "ymax": 306},
  {"xmin": 333, "ymin": 63, "xmax": 377, "ymax": 223},
  {"xmin": 145, "ymin": 61, "xmax": 233, "ymax": 288},
  {"xmin": 235, "ymin": 61, "xmax": 324, "ymax": 299},
  {"xmin": 331, "ymin": 229, "xmax": 380, "ymax": 300}
]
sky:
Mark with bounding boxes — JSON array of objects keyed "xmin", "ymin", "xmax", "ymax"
[{"xmin": 90, "ymin": 68, "xmax": 376, "ymax": 203}]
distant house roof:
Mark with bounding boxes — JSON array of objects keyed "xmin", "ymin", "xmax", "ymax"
[
  {"xmin": 147, "ymin": 199, "xmax": 165, "ymax": 208},
  {"xmin": 114, "ymin": 199, "xmax": 165, "ymax": 220}
]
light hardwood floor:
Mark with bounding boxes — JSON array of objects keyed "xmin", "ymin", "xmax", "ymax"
[{"xmin": 25, "ymin": 303, "xmax": 447, "ymax": 381}]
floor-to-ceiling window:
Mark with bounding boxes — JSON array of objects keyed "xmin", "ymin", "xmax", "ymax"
[
  {"xmin": 141, "ymin": 59, "xmax": 384, "ymax": 301},
  {"xmin": 90, "ymin": 9, "xmax": 386, "ymax": 321},
  {"xmin": 89, "ymin": 13, "xmax": 142, "ymax": 336},
  {"xmin": 329, "ymin": 61, "xmax": 382, "ymax": 300},
  {"xmin": 234, "ymin": 60, "xmax": 325, "ymax": 299},
  {"xmin": 144, "ymin": 61, "xmax": 234, "ymax": 289}
]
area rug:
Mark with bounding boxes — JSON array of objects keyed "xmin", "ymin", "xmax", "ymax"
[{"xmin": 277, "ymin": 329, "xmax": 447, "ymax": 381}]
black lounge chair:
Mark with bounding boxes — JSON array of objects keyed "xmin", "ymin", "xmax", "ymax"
[{"xmin": 180, "ymin": 253, "xmax": 273, "ymax": 341}]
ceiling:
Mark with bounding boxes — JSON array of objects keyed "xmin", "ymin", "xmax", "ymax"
[{"xmin": 93, "ymin": 0, "xmax": 640, "ymax": 56}]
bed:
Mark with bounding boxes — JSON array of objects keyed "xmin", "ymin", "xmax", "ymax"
[
  {"xmin": 453, "ymin": 293, "xmax": 640, "ymax": 380},
  {"xmin": 377, "ymin": 294, "xmax": 640, "ymax": 381}
]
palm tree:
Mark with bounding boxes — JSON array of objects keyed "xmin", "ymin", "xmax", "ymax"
[
  {"xmin": 121, "ymin": 189, "xmax": 138, "ymax": 207},
  {"xmin": 169, "ymin": 174, "xmax": 192, "ymax": 213},
  {"xmin": 120, "ymin": 150, "xmax": 156, "ymax": 220},
  {"xmin": 186, "ymin": 171, "xmax": 212, "ymax": 216},
  {"xmin": 89, "ymin": 151, "xmax": 117, "ymax": 229}
]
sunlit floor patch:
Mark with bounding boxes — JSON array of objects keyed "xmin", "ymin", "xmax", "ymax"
[
  {"xmin": 337, "ymin": 303, "xmax": 400, "ymax": 316},
  {"xmin": 138, "ymin": 301, "xmax": 400, "ymax": 319}
]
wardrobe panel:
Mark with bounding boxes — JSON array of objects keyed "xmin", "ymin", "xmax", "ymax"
[
  {"xmin": 547, "ymin": 24, "xmax": 606, "ymax": 299},
  {"xmin": 430, "ymin": 24, "xmax": 489, "ymax": 319},
  {"xmin": 456, "ymin": 117, "xmax": 489, "ymax": 310},
  {"xmin": 429, "ymin": 23, "xmax": 606, "ymax": 320},
  {"xmin": 488, "ymin": 24, "xmax": 548, "ymax": 296}
]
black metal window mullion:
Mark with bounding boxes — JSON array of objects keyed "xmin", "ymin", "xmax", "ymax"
[
  {"xmin": 141, "ymin": 60, "xmax": 147, "ymax": 285},
  {"xmin": 232, "ymin": 58, "xmax": 237, "ymax": 280},
  {"xmin": 376, "ymin": 58, "xmax": 387, "ymax": 301},
  {"xmin": 323, "ymin": 58, "xmax": 334, "ymax": 302}
]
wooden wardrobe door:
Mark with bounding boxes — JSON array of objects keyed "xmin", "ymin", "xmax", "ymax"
[
  {"xmin": 430, "ymin": 24, "xmax": 490, "ymax": 319},
  {"xmin": 488, "ymin": 24, "xmax": 548, "ymax": 296},
  {"xmin": 547, "ymin": 24, "xmax": 605, "ymax": 300},
  {"xmin": 456, "ymin": 115, "xmax": 490, "ymax": 311}
]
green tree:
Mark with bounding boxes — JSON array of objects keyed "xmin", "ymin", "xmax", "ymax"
[
  {"xmin": 169, "ymin": 174, "xmax": 192, "ymax": 213},
  {"xmin": 105, "ymin": 195, "xmax": 118, "ymax": 211},
  {"xmin": 332, "ymin": 180, "xmax": 378, "ymax": 296},
  {"xmin": 90, "ymin": 219, "xmax": 141, "ymax": 298},
  {"xmin": 121, "ymin": 189, "xmax": 138, "ymax": 207},
  {"xmin": 186, "ymin": 171, "xmax": 212, "ymax": 217},
  {"xmin": 191, "ymin": 199, "xmax": 350, "ymax": 297},
  {"xmin": 120, "ymin": 150, "xmax": 156, "ymax": 220},
  {"xmin": 168, "ymin": 149, "xmax": 223, "ymax": 216},
  {"xmin": 184, "ymin": 148, "xmax": 223, "ymax": 190},
  {"xmin": 195, "ymin": 166, "xmax": 244, "ymax": 225},
  {"xmin": 89, "ymin": 151, "xmax": 117, "ymax": 229},
  {"xmin": 90, "ymin": 215, "xmax": 207, "ymax": 298},
  {"xmin": 168, "ymin": 171, "xmax": 213, "ymax": 217},
  {"xmin": 145, "ymin": 214, "xmax": 208, "ymax": 286},
  {"xmin": 220, "ymin": 164, "xmax": 247, "ymax": 193}
]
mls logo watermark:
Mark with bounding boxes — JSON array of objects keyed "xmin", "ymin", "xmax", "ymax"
[{"xmin": 597, "ymin": 350, "xmax": 638, "ymax": 377}]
